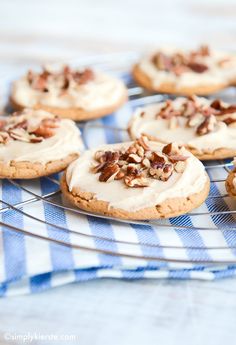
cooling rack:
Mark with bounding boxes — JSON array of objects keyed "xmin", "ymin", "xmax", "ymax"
[{"xmin": 1, "ymin": 52, "xmax": 236, "ymax": 265}]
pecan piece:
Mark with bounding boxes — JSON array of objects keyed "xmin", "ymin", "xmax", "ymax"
[
  {"xmin": 174, "ymin": 161, "xmax": 186, "ymax": 173},
  {"xmin": 99, "ymin": 163, "xmax": 120, "ymax": 182},
  {"xmin": 73, "ymin": 68, "xmax": 94, "ymax": 85},
  {"xmin": 186, "ymin": 113, "xmax": 203, "ymax": 127},
  {"xmin": 124, "ymin": 175, "xmax": 149, "ymax": 188},
  {"xmin": 137, "ymin": 136, "xmax": 150, "ymax": 151},
  {"xmin": 162, "ymin": 142, "xmax": 180, "ymax": 156},
  {"xmin": 150, "ymin": 152, "xmax": 166, "ymax": 169},
  {"xmin": 187, "ymin": 62, "xmax": 208, "ymax": 73},
  {"xmin": 196, "ymin": 114, "xmax": 217, "ymax": 135},
  {"xmin": 31, "ymin": 118, "xmax": 60, "ymax": 138},
  {"xmin": 223, "ymin": 117, "xmax": 236, "ymax": 126},
  {"xmin": 9, "ymin": 128, "xmax": 30, "ymax": 142},
  {"xmin": 152, "ymin": 52, "xmax": 172, "ymax": 71},
  {"xmin": 127, "ymin": 153, "xmax": 142, "ymax": 163},
  {"xmin": 149, "ymin": 163, "xmax": 173, "ymax": 181},
  {"xmin": 168, "ymin": 155, "xmax": 188, "ymax": 163},
  {"xmin": 95, "ymin": 151, "xmax": 120, "ymax": 164}
]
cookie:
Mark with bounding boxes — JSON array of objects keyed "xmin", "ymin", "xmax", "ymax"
[
  {"xmin": 0, "ymin": 108, "xmax": 84, "ymax": 179},
  {"xmin": 128, "ymin": 96, "xmax": 236, "ymax": 160},
  {"xmin": 133, "ymin": 45, "xmax": 236, "ymax": 95},
  {"xmin": 61, "ymin": 137, "xmax": 210, "ymax": 220},
  {"xmin": 225, "ymin": 162, "xmax": 236, "ymax": 198},
  {"xmin": 11, "ymin": 66, "xmax": 128, "ymax": 121}
]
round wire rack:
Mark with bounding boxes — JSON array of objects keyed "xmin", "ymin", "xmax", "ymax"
[{"xmin": 1, "ymin": 52, "xmax": 236, "ymax": 265}]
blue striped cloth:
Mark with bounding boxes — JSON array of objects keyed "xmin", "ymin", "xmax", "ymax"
[{"xmin": 1, "ymin": 72, "xmax": 236, "ymax": 297}]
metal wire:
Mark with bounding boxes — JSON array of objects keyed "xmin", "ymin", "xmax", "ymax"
[{"xmin": 1, "ymin": 52, "xmax": 236, "ymax": 264}]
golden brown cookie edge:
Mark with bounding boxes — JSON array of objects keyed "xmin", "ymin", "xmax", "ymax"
[{"xmin": 60, "ymin": 172, "xmax": 210, "ymax": 220}]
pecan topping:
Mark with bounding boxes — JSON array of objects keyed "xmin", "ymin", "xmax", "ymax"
[
  {"xmin": 91, "ymin": 137, "xmax": 189, "ymax": 188},
  {"xmin": 27, "ymin": 66, "xmax": 95, "ymax": 93},
  {"xmin": 196, "ymin": 114, "xmax": 217, "ymax": 136},
  {"xmin": 152, "ymin": 45, "xmax": 210, "ymax": 75},
  {"xmin": 99, "ymin": 163, "xmax": 120, "ymax": 182},
  {"xmin": 154, "ymin": 96, "xmax": 236, "ymax": 136},
  {"xmin": 0, "ymin": 112, "xmax": 60, "ymax": 145},
  {"xmin": 223, "ymin": 117, "xmax": 236, "ymax": 126},
  {"xmin": 187, "ymin": 62, "xmax": 208, "ymax": 73}
]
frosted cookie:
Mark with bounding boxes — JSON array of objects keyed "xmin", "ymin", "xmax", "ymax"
[
  {"xmin": 61, "ymin": 136, "xmax": 209, "ymax": 220},
  {"xmin": 128, "ymin": 96, "xmax": 236, "ymax": 160},
  {"xmin": 225, "ymin": 159, "xmax": 236, "ymax": 198},
  {"xmin": 11, "ymin": 66, "xmax": 127, "ymax": 121},
  {"xmin": 133, "ymin": 45, "xmax": 236, "ymax": 95},
  {"xmin": 0, "ymin": 108, "xmax": 84, "ymax": 179}
]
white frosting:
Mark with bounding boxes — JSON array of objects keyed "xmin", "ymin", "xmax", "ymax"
[
  {"xmin": 12, "ymin": 70, "xmax": 126, "ymax": 111},
  {"xmin": 0, "ymin": 109, "xmax": 84, "ymax": 164},
  {"xmin": 66, "ymin": 141, "xmax": 207, "ymax": 212},
  {"xmin": 129, "ymin": 97, "xmax": 236, "ymax": 153},
  {"xmin": 139, "ymin": 48, "xmax": 236, "ymax": 89}
]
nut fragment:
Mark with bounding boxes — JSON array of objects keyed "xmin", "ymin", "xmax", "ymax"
[
  {"xmin": 174, "ymin": 161, "xmax": 186, "ymax": 173},
  {"xmin": 196, "ymin": 114, "xmax": 217, "ymax": 136},
  {"xmin": 186, "ymin": 113, "xmax": 203, "ymax": 127},
  {"xmin": 99, "ymin": 163, "xmax": 120, "ymax": 182},
  {"xmin": 31, "ymin": 118, "xmax": 60, "ymax": 138},
  {"xmin": 137, "ymin": 136, "xmax": 150, "ymax": 150},
  {"xmin": 127, "ymin": 153, "xmax": 142, "ymax": 163},
  {"xmin": 92, "ymin": 138, "xmax": 189, "ymax": 188},
  {"xmin": 124, "ymin": 175, "xmax": 149, "ymax": 188},
  {"xmin": 149, "ymin": 163, "xmax": 173, "ymax": 181}
]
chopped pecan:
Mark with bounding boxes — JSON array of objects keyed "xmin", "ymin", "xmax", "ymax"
[
  {"xmin": 126, "ymin": 164, "xmax": 142, "ymax": 176},
  {"xmin": 198, "ymin": 45, "xmax": 210, "ymax": 57},
  {"xmin": 9, "ymin": 128, "xmax": 31, "ymax": 142},
  {"xmin": 73, "ymin": 68, "xmax": 94, "ymax": 85},
  {"xmin": 223, "ymin": 117, "xmax": 236, "ymax": 126},
  {"xmin": 32, "ymin": 70, "xmax": 50, "ymax": 91},
  {"xmin": 174, "ymin": 161, "xmax": 186, "ymax": 173},
  {"xmin": 187, "ymin": 62, "xmax": 208, "ymax": 73},
  {"xmin": 158, "ymin": 100, "xmax": 181, "ymax": 119},
  {"xmin": 196, "ymin": 114, "xmax": 217, "ymax": 136},
  {"xmin": 141, "ymin": 157, "xmax": 151, "ymax": 168},
  {"xmin": 127, "ymin": 153, "xmax": 142, "ymax": 163},
  {"xmin": 218, "ymin": 105, "xmax": 236, "ymax": 115},
  {"xmin": 124, "ymin": 175, "xmax": 149, "ymax": 188},
  {"xmin": 152, "ymin": 52, "xmax": 173, "ymax": 71},
  {"xmin": 168, "ymin": 155, "xmax": 189, "ymax": 163},
  {"xmin": 95, "ymin": 151, "xmax": 120, "ymax": 164},
  {"xmin": 162, "ymin": 142, "xmax": 180, "ymax": 156},
  {"xmin": 137, "ymin": 136, "xmax": 150, "ymax": 151},
  {"xmin": 31, "ymin": 118, "xmax": 60, "ymax": 138},
  {"xmin": 99, "ymin": 163, "xmax": 120, "ymax": 182},
  {"xmin": 150, "ymin": 152, "xmax": 166, "ymax": 169},
  {"xmin": 92, "ymin": 138, "xmax": 189, "ymax": 188},
  {"xmin": 182, "ymin": 99, "xmax": 197, "ymax": 117},
  {"xmin": 115, "ymin": 170, "xmax": 125, "ymax": 180},
  {"xmin": 149, "ymin": 163, "xmax": 173, "ymax": 181},
  {"xmin": 210, "ymin": 99, "xmax": 222, "ymax": 110},
  {"xmin": 186, "ymin": 113, "xmax": 203, "ymax": 127}
]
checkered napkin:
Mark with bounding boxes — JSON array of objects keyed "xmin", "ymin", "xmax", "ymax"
[{"xmin": 1, "ymin": 73, "xmax": 236, "ymax": 297}]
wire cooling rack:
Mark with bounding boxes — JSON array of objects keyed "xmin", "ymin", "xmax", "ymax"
[{"xmin": 1, "ymin": 52, "xmax": 236, "ymax": 265}]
